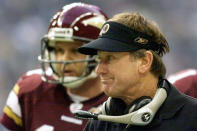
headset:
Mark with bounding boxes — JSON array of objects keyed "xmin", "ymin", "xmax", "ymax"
[{"xmin": 74, "ymin": 79, "xmax": 169, "ymax": 126}]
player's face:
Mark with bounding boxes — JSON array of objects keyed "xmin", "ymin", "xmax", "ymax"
[
  {"xmin": 55, "ymin": 41, "xmax": 86, "ymax": 77},
  {"xmin": 96, "ymin": 51, "xmax": 140, "ymax": 98}
]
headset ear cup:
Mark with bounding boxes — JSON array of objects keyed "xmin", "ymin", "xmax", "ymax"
[
  {"xmin": 125, "ymin": 96, "xmax": 152, "ymax": 114},
  {"xmin": 134, "ymin": 97, "xmax": 152, "ymax": 111},
  {"xmin": 102, "ymin": 96, "xmax": 152, "ymax": 115},
  {"xmin": 102, "ymin": 97, "xmax": 127, "ymax": 116}
]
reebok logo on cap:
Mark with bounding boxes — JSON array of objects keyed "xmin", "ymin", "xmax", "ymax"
[{"xmin": 134, "ymin": 37, "xmax": 149, "ymax": 44}]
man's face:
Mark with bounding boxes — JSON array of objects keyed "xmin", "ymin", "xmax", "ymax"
[
  {"xmin": 96, "ymin": 51, "xmax": 141, "ymax": 98},
  {"xmin": 55, "ymin": 41, "xmax": 86, "ymax": 77}
]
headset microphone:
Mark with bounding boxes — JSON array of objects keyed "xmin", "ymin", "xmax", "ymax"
[
  {"xmin": 74, "ymin": 80, "xmax": 168, "ymax": 125},
  {"xmin": 74, "ymin": 110, "xmax": 98, "ymax": 120}
]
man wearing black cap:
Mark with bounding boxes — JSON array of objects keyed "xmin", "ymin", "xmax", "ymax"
[{"xmin": 78, "ymin": 12, "xmax": 197, "ymax": 131}]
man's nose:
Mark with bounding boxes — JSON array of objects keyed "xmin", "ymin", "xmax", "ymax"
[
  {"xmin": 96, "ymin": 61, "xmax": 108, "ymax": 75},
  {"xmin": 62, "ymin": 51, "xmax": 72, "ymax": 60}
]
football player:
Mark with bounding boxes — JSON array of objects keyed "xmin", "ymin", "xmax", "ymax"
[{"xmin": 0, "ymin": 2, "xmax": 108, "ymax": 131}]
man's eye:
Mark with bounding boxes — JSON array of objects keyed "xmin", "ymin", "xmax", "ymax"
[
  {"xmin": 106, "ymin": 55, "xmax": 114, "ymax": 62},
  {"xmin": 96, "ymin": 55, "xmax": 115, "ymax": 63},
  {"xmin": 95, "ymin": 56, "xmax": 101, "ymax": 63}
]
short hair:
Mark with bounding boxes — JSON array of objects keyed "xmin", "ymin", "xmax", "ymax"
[{"xmin": 108, "ymin": 12, "xmax": 169, "ymax": 77}]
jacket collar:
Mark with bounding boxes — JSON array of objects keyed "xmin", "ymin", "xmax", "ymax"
[{"xmin": 148, "ymin": 79, "xmax": 186, "ymax": 126}]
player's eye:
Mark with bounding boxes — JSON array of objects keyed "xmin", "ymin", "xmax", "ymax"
[{"xmin": 71, "ymin": 48, "xmax": 78, "ymax": 54}]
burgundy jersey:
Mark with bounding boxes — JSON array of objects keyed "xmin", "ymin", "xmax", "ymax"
[
  {"xmin": 168, "ymin": 69, "xmax": 197, "ymax": 98},
  {"xmin": 0, "ymin": 69, "xmax": 107, "ymax": 131}
]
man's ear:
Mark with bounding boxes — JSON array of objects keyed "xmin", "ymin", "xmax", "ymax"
[{"xmin": 138, "ymin": 51, "xmax": 153, "ymax": 74}]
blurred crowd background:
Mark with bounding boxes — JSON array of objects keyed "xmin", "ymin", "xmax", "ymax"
[{"xmin": 1, "ymin": 0, "xmax": 197, "ymax": 113}]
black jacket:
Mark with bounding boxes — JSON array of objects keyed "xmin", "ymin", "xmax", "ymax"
[{"xmin": 84, "ymin": 80, "xmax": 197, "ymax": 131}]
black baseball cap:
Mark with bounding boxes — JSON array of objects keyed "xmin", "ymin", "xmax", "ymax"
[{"xmin": 78, "ymin": 21, "xmax": 160, "ymax": 55}]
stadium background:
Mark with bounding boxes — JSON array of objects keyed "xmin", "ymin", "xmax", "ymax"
[{"xmin": 0, "ymin": 0, "xmax": 197, "ymax": 117}]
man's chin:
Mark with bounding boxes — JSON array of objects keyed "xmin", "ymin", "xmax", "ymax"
[{"xmin": 103, "ymin": 86, "xmax": 114, "ymax": 97}]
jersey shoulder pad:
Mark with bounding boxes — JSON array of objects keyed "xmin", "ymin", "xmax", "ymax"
[
  {"xmin": 17, "ymin": 69, "xmax": 43, "ymax": 95},
  {"xmin": 168, "ymin": 69, "xmax": 197, "ymax": 84}
]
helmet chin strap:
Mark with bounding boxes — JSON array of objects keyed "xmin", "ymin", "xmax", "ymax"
[{"xmin": 62, "ymin": 71, "xmax": 97, "ymax": 88}]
